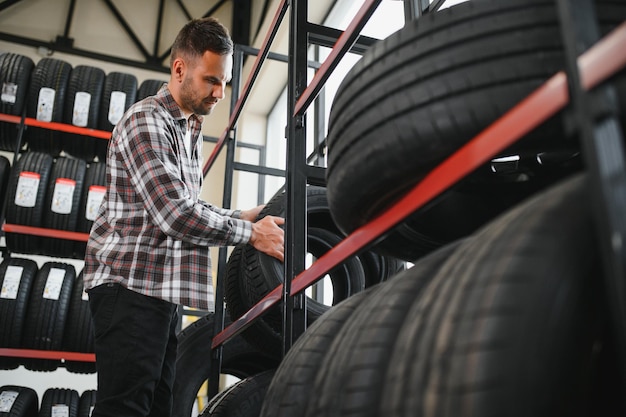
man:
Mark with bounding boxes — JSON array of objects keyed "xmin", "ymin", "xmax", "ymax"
[{"xmin": 83, "ymin": 17, "xmax": 285, "ymax": 417}]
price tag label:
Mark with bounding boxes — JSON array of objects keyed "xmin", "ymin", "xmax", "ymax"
[
  {"xmin": 0, "ymin": 265, "xmax": 24, "ymax": 299},
  {"xmin": 36, "ymin": 87, "xmax": 56, "ymax": 122},
  {"xmin": 85, "ymin": 185, "xmax": 106, "ymax": 221},
  {"xmin": 72, "ymin": 91, "xmax": 91, "ymax": 127},
  {"xmin": 51, "ymin": 404, "xmax": 69, "ymax": 417},
  {"xmin": 15, "ymin": 171, "xmax": 40, "ymax": 208},
  {"xmin": 43, "ymin": 268, "xmax": 66, "ymax": 300},
  {"xmin": 108, "ymin": 91, "xmax": 126, "ymax": 125},
  {"xmin": 1, "ymin": 81, "xmax": 17, "ymax": 104},
  {"xmin": 0, "ymin": 391, "xmax": 18, "ymax": 412},
  {"xmin": 51, "ymin": 178, "xmax": 76, "ymax": 214}
]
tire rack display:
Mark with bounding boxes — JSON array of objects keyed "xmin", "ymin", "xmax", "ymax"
[
  {"xmin": 0, "ymin": 111, "xmax": 102, "ymax": 365},
  {"xmin": 201, "ymin": 0, "xmax": 626, "ymax": 404}
]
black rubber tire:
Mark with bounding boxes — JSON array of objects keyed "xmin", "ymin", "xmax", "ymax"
[
  {"xmin": 228, "ymin": 224, "xmax": 367, "ymax": 358},
  {"xmin": 0, "ymin": 258, "xmax": 38, "ymax": 370},
  {"xmin": 200, "ymin": 369, "xmax": 276, "ymax": 417},
  {"xmin": 358, "ymin": 247, "xmax": 406, "ymax": 288},
  {"xmin": 377, "ymin": 173, "xmax": 607, "ymax": 416},
  {"xmin": 21, "ymin": 262, "xmax": 76, "ymax": 372},
  {"xmin": 303, "ymin": 239, "xmax": 464, "ymax": 417},
  {"xmin": 96, "ymin": 71, "xmax": 137, "ymax": 160},
  {"xmin": 62, "ymin": 65, "xmax": 106, "ymax": 161},
  {"xmin": 74, "ymin": 161, "xmax": 106, "ymax": 258},
  {"xmin": 4, "ymin": 151, "xmax": 54, "ymax": 255},
  {"xmin": 325, "ymin": 0, "xmax": 626, "ymax": 261},
  {"xmin": 40, "ymin": 156, "xmax": 87, "ymax": 258},
  {"xmin": 0, "ymin": 155, "xmax": 12, "ymax": 220},
  {"xmin": 172, "ymin": 312, "xmax": 280, "ymax": 417},
  {"xmin": 0, "ymin": 385, "xmax": 39, "ymax": 417},
  {"xmin": 25, "ymin": 57, "xmax": 72, "ymax": 156},
  {"xmin": 77, "ymin": 390, "xmax": 96, "ymax": 417},
  {"xmin": 225, "ymin": 185, "xmax": 403, "ymax": 358},
  {"xmin": 258, "ymin": 289, "xmax": 375, "ymax": 417},
  {"xmin": 136, "ymin": 79, "xmax": 166, "ymax": 101},
  {"xmin": 0, "ymin": 52, "xmax": 34, "ymax": 152},
  {"xmin": 62, "ymin": 271, "xmax": 96, "ymax": 374},
  {"xmin": 38, "ymin": 388, "xmax": 79, "ymax": 417},
  {"xmin": 259, "ymin": 240, "xmax": 459, "ymax": 417},
  {"xmin": 224, "ymin": 244, "xmax": 282, "ymax": 359}
]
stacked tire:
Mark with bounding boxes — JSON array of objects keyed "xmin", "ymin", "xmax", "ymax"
[
  {"xmin": 0, "ymin": 261, "xmax": 95, "ymax": 374},
  {"xmin": 0, "ymin": 52, "xmax": 34, "ymax": 152},
  {"xmin": 0, "ymin": 53, "xmax": 146, "ymax": 160},
  {"xmin": 3, "ymin": 152, "xmax": 104, "ymax": 259},
  {"xmin": 324, "ymin": 0, "xmax": 626, "ymax": 261},
  {"xmin": 224, "ymin": 185, "xmax": 404, "ymax": 359},
  {"xmin": 258, "ymin": 1, "xmax": 626, "ymax": 416}
]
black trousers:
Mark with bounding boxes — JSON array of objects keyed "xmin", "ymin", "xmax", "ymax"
[{"xmin": 88, "ymin": 283, "xmax": 178, "ymax": 417}]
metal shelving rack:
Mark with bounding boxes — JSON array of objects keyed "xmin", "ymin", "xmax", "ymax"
[{"xmin": 203, "ymin": 0, "xmax": 626, "ymax": 401}]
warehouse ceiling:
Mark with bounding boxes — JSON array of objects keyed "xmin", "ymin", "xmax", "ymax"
[{"xmin": 0, "ymin": 0, "xmax": 286, "ymax": 74}]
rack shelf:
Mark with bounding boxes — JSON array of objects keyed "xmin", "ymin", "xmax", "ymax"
[
  {"xmin": 2, "ymin": 223, "xmax": 89, "ymax": 241},
  {"xmin": 0, "ymin": 348, "xmax": 95, "ymax": 362},
  {"xmin": 0, "ymin": 113, "xmax": 111, "ymax": 139}
]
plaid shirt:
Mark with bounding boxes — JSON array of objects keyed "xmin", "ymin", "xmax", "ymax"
[{"xmin": 83, "ymin": 85, "xmax": 251, "ymax": 310}]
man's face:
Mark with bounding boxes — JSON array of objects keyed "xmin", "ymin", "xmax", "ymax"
[{"xmin": 179, "ymin": 50, "xmax": 232, "ymax": 116}]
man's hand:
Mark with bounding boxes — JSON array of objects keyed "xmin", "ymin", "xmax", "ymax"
[
  {"xmin": 239, "ymin": 205, "xmax": 265, "ymax": 222},
  {"xmin": 249, "ymin": 215, "xmax": 285, "ymax": 262}
]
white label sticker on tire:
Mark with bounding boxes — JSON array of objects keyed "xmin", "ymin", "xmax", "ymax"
[
  {"xmin": 51, "ymin": 404, "xmax": 70, "ymax": 417},
  {"xmin": 72, "ymin": 91, "xmax": 91, "ymax": 127},
  {"xmin": 36, "ymin": 87, "xmax": 56, "ymax": 122},
  {"xmin": 15, "ymin": 171, "xmax": 40, "ymax": 208},
  {"xmin": 85, "ymin": 185, "xmax": 106, "ymax": 221},
  {"xmin": 51, "ymin": 178, "xmax": 76, "ymax": 215},
  {"xmin": 43, "ymin": 268, "xmax": 66, "ymax": 300},
  {"xmin": 0, "ymin": 391, "xmax": 19, "ymax": 412},
  {"xmin": 0, "ymin": 265, "xmax": 24, "ymax": 299},
  {"xmin": 108, "ymin": 91, "xmax": 126, "ymax": 125},
  {"xmin": 1, "ymin": 82, "xmax": 17, "ymax": 104}
]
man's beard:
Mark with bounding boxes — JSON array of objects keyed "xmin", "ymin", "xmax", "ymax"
[{"xmin": 180, "ymin": 76, "xmax": 213, "ymax": 116}]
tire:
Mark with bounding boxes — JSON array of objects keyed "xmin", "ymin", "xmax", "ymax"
[
  {"xmin": 0, "ymin": 155, "xmax": 12, "ymax": 218},
  {"xmin": 21, "ymin": 262, "xmax": 76, "ymax": 372},
  {"xmin": 227, "ymin": 224, "xmax": 367, "ymax": 358},
  {"xmin": 200, "ymin": 370, "xmax": 276, "ymax": 417},
  {"xmin": 4, "ymin": 151, "xmax": 54, "ymax": 255},
  {"xmin": 40, "ymin": 156, "xmax": 87, "ymax": 258},
  {"xmin": 358, "ymin": 248, "xmax": 406, "ymax": 288},
  {"xmin": 38, "ymin": 388, "xmax": 79, "ymax": 417},
  {"xmin": 224, "ymin": 244, "xmax": 282, "ymax": 359},
  {"xmin": 226, "ymin": 185, "xmax": 401, "ymax": 357},
  {"xmin": 77, "ymin": 390, "xmax": 96, "ymax": 417},
  {"xmin": 259, "ymin": 241, "xmax": 459, "ymax": 417},
  {"xmin": 259, "ymin": 290, "xmax": 374, "ymax": 417},
  {"xmin": 0, "ymin": 258, "xmax": 38, "ymax": 370},
  {"xmin": 325, "ymin": 0, "xmax": 626, "ymax": 261},
  {"xmin": 172, "ymin": 312, "xmax": 280, "ymax": 417},
  {"xmin": 0, "ymin": 385, "xmax": 38, "ymax": 417},
  {"xmin": 378, "ymin": 173, "xmax": 607, "ymax": 416},
  {"xmin": 62, "ymin": 271, "xmax": 96, "ymax": 374},
  {"xmin": 136, "ymin": 79, "xmax": 166, "ymax": 101},
  {"xmin": 96, "ymin": 71, "xmax": 137, "ymax": 160},
  {"xmin": 74, "ymin": 161, "xmax": 106, "ymax": 258},
  {"xmin": 25, "ymin": 58, "xmax": 72, "ymax": 156},
  {"xmin": 0, "ymin": 52, "xmax": 34, "ymax": 152},
  {"xmin": 304, "ymin": 240, "xmax": 464, "ymax": 417},
  {"xmin": 62, "ymin": 65, "xmax": 105, "ymax": 161}
]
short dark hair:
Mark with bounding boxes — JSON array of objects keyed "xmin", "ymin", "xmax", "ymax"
[{"xmin": 170, "ymin": 17, "xmax": 233, "ymax": 67}]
